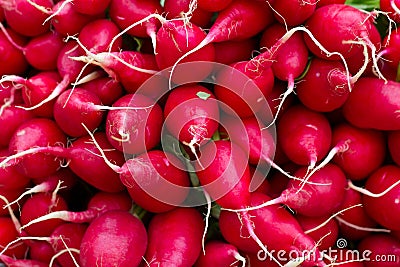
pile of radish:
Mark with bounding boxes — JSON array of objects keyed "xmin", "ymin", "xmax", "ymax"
[{"xmin": 1, "ymin": 0, "xmax": 400, "ymax": 266}]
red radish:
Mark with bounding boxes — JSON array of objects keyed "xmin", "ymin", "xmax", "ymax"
[
  {"xmin": 336, "ymin": 187, "xmax": 385, "ymax": 241},
  {"xmin": 343, "ymin": 77, "xmax": 400, "ymax": 130},
  {"xmin": 380, "ymin": 0, "xmax": 400, "ymax": 23},
  {"xmin": 0, "ymin": 217, "xmax": 28, "ymax": 258},
  {"xmin": 7, "ymin": 118, "xmax": 67, "ymax": 178},
  {"xmin": 361, "ymin": 165, "xmax": 400, "ymax": 231},
  {"xmin": 164, "ymin": 0, "xmax": 213, "ymax": 28},
  {"xmin": 155, "ymin": 19, "xmax": 215, "ymax": 83},
  {"xmin": 358, "ymin": 234, "xmax": 400, "ymax": 267},
  {"xmin": 214, "ymin": 38, "xmax": 257, "ymax": 65},
  {"xmin": 78, "ymin": 19, "xmax": 122, "ymax": 53},
  {"xmin": 0, "ymin": 254, "xmax": 48, "ymax": 267},
  {"xmin": 28, "ymin": 240, "xmax": 55, "ymax": 264},
  {"xmin": 331, "ymin": 123, "xmax": 386, "ymax": 180},
  {"xmin": 0, "ymin": 149, "xmax": 31, "ymax": 190},
  {"xmin": 72, "ymin": 0, "xmax": 111, "ymax": 15},
  {"xmin": 324, "ymin": 248, "xmax": 365, "ymax": 267},
  {"xmin": 198, "ymin": 0, "xmax": 233, "ymax": 12},
  {"xmin": 295, "ymin": 58, "xmax": 352, "ymax": 112},
  {"xmin": 317, "ymin": 0, "xmax": 346, "ymax": 7},
  {"xmin": 0, "ymin": 106, "xmax": 33, "ymax": 147},
  {"xmin": 21, "ymin": 191, "xmax": 132, "ymax": 233},
  {"xmin": 109, "ymin": 0, "xmax": 162, "ymax": 40},
  {"xmin": 79, "ymin": 76, "xmax": 123, "ymax": 105},
  {"xmin": 0, "ymin": 26, "xmax": 28, "ymax": 76},
  {"xmin": 50, "ymin": 223, "xmax": 88, "ymax": 267},
  {"xmin": 194, "ymin": 240, "xmax": 245, "ymax": 267},
  {"xmin": 163, "ymin": 84, "xmax": 219, "ymax": 156},
  {"xmin": 378, "ymin": 30, "xmax": 400, "ymax": 69},
  {"xmin": 219, "ymin": 192, "xmax": 325, "ymax": 266},
  {"xmin": 170, "ymin": 0, "xmax": 275, "ymax": 83},
  {"xmin": 50, "ymin": 0, "xmax": 100, "ymax": 36},
  {"xmin": 296, "ymin": 214, "xmax": 339, "ymax": 250},
  {"xmin": 277, "ymin": 104, "xmax": 332, "ymax": 169},
  {"xmin": 53, "ymin": 88, "xmax": 104, "ymax": 137},
  {"xmin": 105, "ymin": 93, "xmax": 163, "ymax": 154},
  {"xmin": 20, "ymin": 192, "xmax": 68, "ymax": 237},
  {"xmin": 214, "ymin": 61, "xmax": 274, "ymax": 118},
  {"xmin": 2, "ymin": 0, "xmax": 52, "ymax": 37},
  {"xmin": 144, "ymin": 208, "xmax": 204, "ymax": 267},
  {"xmin": 272, "ymin": 0, "xmax": 316, "ymax": 26},
  {"xmin": 79, "ymin": 210, "xmax": 147, "ymax": 267},
  {"xmin": 389, "ymin": 131, "xmax": 400, "ymax": 166}
]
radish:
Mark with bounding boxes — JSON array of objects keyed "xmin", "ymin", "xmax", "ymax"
[
  {"xmin": 7, "ymin": 118, "xmax": 67, "ymax": 178},
  {"xmin": 271, "ymin": 0, "xmax": 316, "ymax": 26},
  {"xmin": 0, "ymin": 149, "xmax": 31, "ymax": 190},
  {"xmin": 0, "ymin": 26, "xmax": 28, "ymax": 76},
  {"xmin": 78, "ymin": 19, "xmax": 122, "ymax": 54},
  {"xmin": 0, "ymin": 254, "xmax": 48, "ymax": 267},
  {"xmin": 361, "ymin": 165, "xmax": 400, "ymax": 231},
  {"xmin": 50, "ymin": 223, "xmax": 88, "ymax": 267},
  {"xmin": 79, "ymin": 76, "xmax": 123, "ymax": 106},
  {"xmin": 213, "ymin": 61, "xmax": 274, "ymax": 118},
  {"xmin": 295, "ymin": 58, "xmax": 352, "ymax": 112},
  {"xmin": 144, "ymin": 208, "xmax": 204, "ymax": 267},
  {"xmin": 50, "ymin": 0, "xmax": 100, "ymax": 36},
  {"xmin": 336, "ymin": 187, "xmax": 387, "ymax": 241},
  {"xmin": 170, "ymin": 0, "xmax": 275, "ymax": 83},
  {"xmin": 214, "ymin": 38, "xmax": 257, "ymax": 65},
  {"xmin": 316, "ymin": 0, "xmax": 346, "ymax": 7},
  {"xmin": 28, "ymin": 240, "xmax": 55, "ymax": 264},
  {"xmin": 380, "ymin": 0, "xmax": 400, "ymax": 23},
  {"xmin": 1, "ymin": 0, "xmax": 53, "ymax": 37},
  {"xmin": 72, "ymin": 0, "xmax": 111, "ymax": 15},
  {"xmin": 105, "ymin": 93, "xmax": 163, "ymax": 154},
  {"xmin": 163, "ymin": 84, "xmax": 219, "ymax": 158},
  {"xmin": 343, "ymin": 77, "xmax": 400, "ymax": 130},
  {"xmin": 331, "ymin": 123, "xmax": 386, "ymax": 181},
  {"xmin": 378, "ymin": 30, "xmax": 400, "ymax": 70},
  {"xmin": 0, "ymin": 217, "xmax": 28, "ymax": 258},
  {"xmin": 358, "ymin": 234, "xmax": 400, "ymax": 267},
  {"xmin": 164, "ymin": 0, "xmax": 213, "ymax": 28},
  {"xmin": 21, "ymin": 191, "xmax": 132, "ymax": 234},
  {"xmin": 194, "ymin": 240, "xmax": 245, "ymax": 267},
  {"xmin": 20, "ymin": 192, "xmax": 68, "ymax": 237},
  {"xmin": 219, "ymin": 192, "xmax": 325, "ymax": 266},
  {"xmin": 155, "ymin": 19, "xmax": 215, "ymax": 84},
  {"xmin": 0, "ymin": 106, "xmax": 33, "ymax": 147},
  {"xmin": 323, "ymin": 248, "xmax": 365, "ymax": 267},
  {"xmin": 23, "ymin": 31, "xmax": 64, "ymax": 71},
  {"xmin": 80, "ymin": 210, "xmax": 147, "ymax": 267},
  {"xmin": 389, "ymin": 131, "xmax": 400, "ymax": 166},
  {"xmin": 109, "ymin": 0, "xmax": 162, "ymax": 41},
  {"xmin": 198, "ymin": 0, "xmax": 233, "ymax": 12},
  {"xmin": 277, "ymin": 104, "xmax": 332, "ymax": 169}
]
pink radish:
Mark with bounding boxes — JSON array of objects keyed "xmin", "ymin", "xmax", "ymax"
[
  {"xmin": 331, "ymin": 123, "xmax": 386, "ymax": 181},
  {"xmin": 277, "ymin": 104, "xmax": 332, "ymax": 169},
  {"xmin": 214, "ymin": 61, "xmax": 274, "ymax": 118},
  {"xmin": 20, "ymin": 191, "xmax": 132, "ymax": 232},
  {"xmin": 194, "ymin": 240, "xmax": 245, "ymax": 267},
  {"xmin": 0, "ymin": 106, "xmax": 33, "ymax": 147},
  {"xmin": 389, "ymin": 130, "xmax": 400, "ymax": 166},
  {"xmin": 72, "ymin": 0, "xmax": 111, "ymax": 15},
  {"xmin": 50, "ymin": 0, "xmax": 100, "ymax": 36},
  {"xmin": 78, "ymin": 19, "xmax": 122, "ymax": 54},
  {"xmin": 109, "ymin": 0, "xmax": 162, "ymax": 40},
  {"xmin": 79, "ymin": 210, "xmax": 147, "ymax": 267},
  {"xmin": 0, "ymin": 254, "xmax": 48, "ymax": 267},
  {"xmin": 7, "ymin": 118, "xmax": 67, "ymax": 178},
  {"xmin": 105, "ymin": 93, "xmax": 163, "ymax": 154},
  {"xmin": 272, "ymin": 0, "xmax": 316, "ymax": 26},
  {"xmin": 361, "ymin": 165, "xmax": 400, "ymax": 231},
  {"xmin": 0, "ymin": 149, "xmax": 31, "ymax": 190},
  {"xmin": 155, "ymin": 19, "xmax": 215, "ymax": 84},
  {"xmin": 144, "ymin": 208, "xmax": 204, "ymax": 267},
  {"xmin": 316, "ymin": 0, "xmax": 346, "ymax": 6},
  {"xmin": 214, "ymin": 38, "xmax": 257, "ymax": 65},
  {"xmin": 198, "ymin": 0, "xmax": 233, "ymax": 12},
  {"xmin": 0, "ymin": 26, "xmax": 28, "ymax": 76},
  {"xmin": 163, "ymin": 84, "xmax": 219, "ymax": 157},
  {"xmin": 219, "ymin": 192, "xmax": 326, "ymax": 266},
  {"xmin": 378, "ymin": 30, "xmax": 400, "ymax": 70},
  {"xmin": 20, "ymin": 192, "xmax": 68, "ymax": 237},
  {"xmin": 0, "ymin": 217, "xmax": 28, "ymax": 258},
  {"xmin": 79, "ymin": 76, "xmax": 124, "ymax": 105},
  {"xmin": 164, "ymin": 0, "xmax": 213, "ymax": 28},
  {"xmin": 1, "ymin": 0, "xmax": 53, "ymax": 37},
  {"xmin": 343, "ymin": 77, "xmax": 400, "ymax": 130},
  {"xmin": 295, "ymin": 58, "xmax": 352, "ymax": 112}
]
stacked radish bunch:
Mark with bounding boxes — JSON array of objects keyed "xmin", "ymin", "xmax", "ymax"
[{"xmin": 0, "ymin": 0, "xmax": 400, "ymax": 266}]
